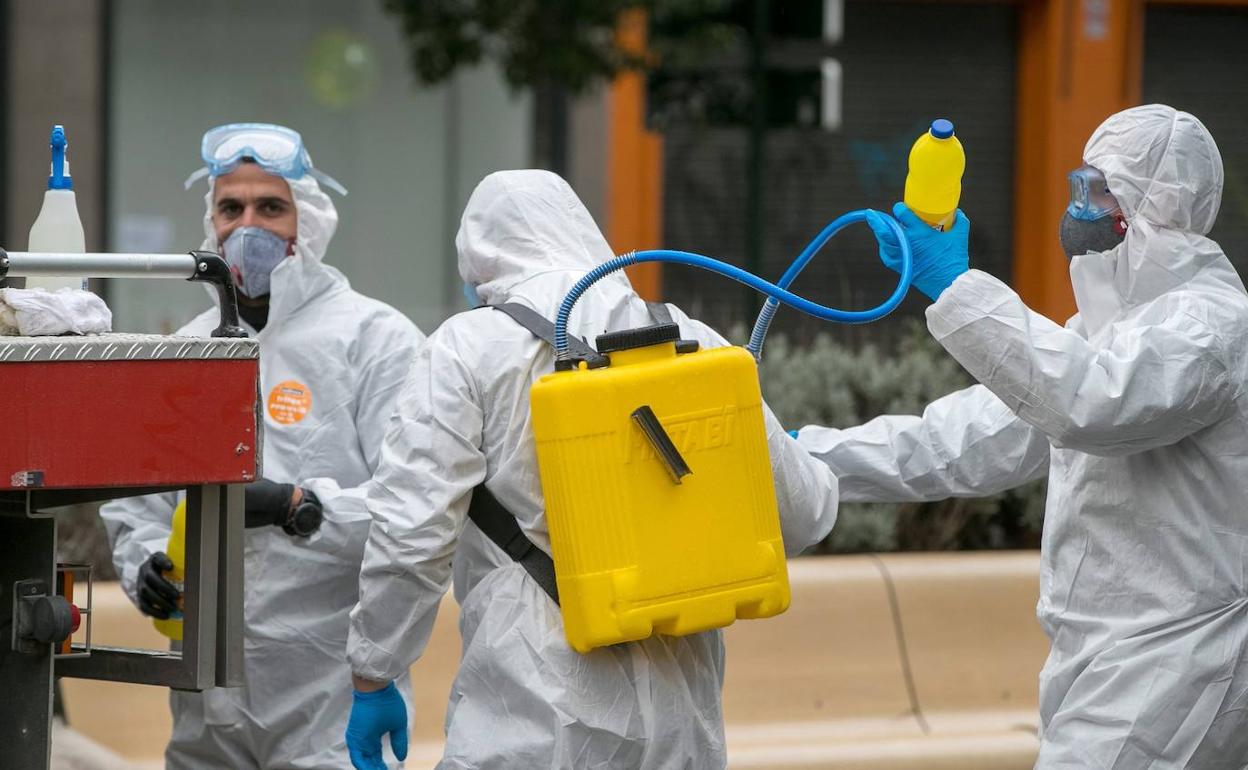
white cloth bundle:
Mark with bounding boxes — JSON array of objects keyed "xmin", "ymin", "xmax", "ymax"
[{"xmin": 0, "ymin": 287, "xmax": 112, "ymax": 336}]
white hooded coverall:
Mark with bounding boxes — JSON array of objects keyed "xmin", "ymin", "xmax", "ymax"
[
  {"xmin": 346, "ymin": 170, "xmax": 840, "ymax": 769},
  {"xmin": 102, "ymin": 174, "xmax": 423, "ymax": 769},
  {"xmin": 800, "ymin": 105, "xmax": 1248, "ymax": 767}
]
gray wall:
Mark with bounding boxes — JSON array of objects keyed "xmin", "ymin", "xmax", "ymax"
[
  {"xmin": 568, "ymin": 86, "xmax": 611, "ymax": 229},
  {"xmin": 107, "ymin": 0, "xmax": 532, "ymax": 334},
  {"xmin": 4, "ymin": 0, "xmax": 107, "ymax": 257}
]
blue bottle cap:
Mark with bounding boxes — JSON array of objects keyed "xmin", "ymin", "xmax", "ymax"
[{"xmin": 930, "ymin": 119, "xmax": 955, "ymax": 140}]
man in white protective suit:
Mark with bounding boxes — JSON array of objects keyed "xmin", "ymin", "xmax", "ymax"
[
  {"xmin": 803, "ymin": 104, "xmax": 1248, "ymax": 767},
  {"xmin": 341, "ymin": 169, "xmax": 841, "ymax": 770},
  {"xmin": 101, "ymin": 123, "xmax": 423, "ymax": 769}
]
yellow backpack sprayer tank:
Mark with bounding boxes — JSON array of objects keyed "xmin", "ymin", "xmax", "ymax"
[{"xmin": 531, "ymin": 323, "xmax": 787, "ymax": 652}]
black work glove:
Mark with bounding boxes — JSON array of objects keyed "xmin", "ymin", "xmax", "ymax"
[
  {"xmin": 244, "ymin": 478, "xmax": 323, "ymax": 537},
  {"xmin": 244, "ymin": 478, "xmax": 298, "ymax": 529},
  {"xmin": 283, "ymin": 488, "xmax": 323, "ymax": 538},
  {"xmin": 137, "ymin": 552, "xmax": 181, "ymax": 620}
]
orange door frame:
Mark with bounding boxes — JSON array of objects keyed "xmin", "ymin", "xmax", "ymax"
[
  {"xmin": 1013, "ymin": 0, "xmax": 1145, "ymax": 321},
  {"xmin": 607, "ymin": 9, "xmax": 664, "ymax": 301}
]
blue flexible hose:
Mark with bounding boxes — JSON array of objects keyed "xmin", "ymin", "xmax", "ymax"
[
  {"xmin": 748, "ymin": 209, "xmax": 904, "ymax": 358},
  {"xmin": 553, "ymin": 210, "xmax": 911, "ymax": 362}
]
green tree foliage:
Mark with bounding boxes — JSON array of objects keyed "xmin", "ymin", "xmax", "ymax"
[
  {"xmin": 380, "ymin": 0, "xmax": 741, "ymax": 93},
  {"xmin": 381, "ymin": 0, "xmax": 646, "ymax": 93}
]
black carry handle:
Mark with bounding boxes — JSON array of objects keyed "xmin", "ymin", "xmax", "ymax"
[
  {"xmin": 631, "ymin": 405, "xmax": 693, "ymax": 484},
  {"xmin": 187, "ymin": 252, "xmax": 245, "ymax": 338}
]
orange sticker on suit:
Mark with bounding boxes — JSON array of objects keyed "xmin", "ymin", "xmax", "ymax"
[{"xmin": 267, "ymin": 380, "xmax": 312, "ymax": 424}]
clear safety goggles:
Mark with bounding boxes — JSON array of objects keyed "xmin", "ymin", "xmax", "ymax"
[
  {"xmin": 183, "ymin": 122, "xmax": 347, "ymax": 196},
  {"xmin": 1067, "ymin": 164, "xmax": 1119, "ymax": 221}
]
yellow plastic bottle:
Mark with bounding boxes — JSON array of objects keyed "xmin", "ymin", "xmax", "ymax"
[
  {"xmin": 152, "ymin": 500, "xmax": 187, "ymax": 641},
  {"xmin": 530, "ymin": 325, "xmax": 789, "ymax": 654},
  {"xmin": 903, "ymin": 118, "xmax": 965, "ymax": 231}
]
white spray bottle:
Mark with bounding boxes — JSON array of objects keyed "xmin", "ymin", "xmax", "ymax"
[{"xmin": 26, "ymin": 125, "xmax": 87, "ymax": 292}]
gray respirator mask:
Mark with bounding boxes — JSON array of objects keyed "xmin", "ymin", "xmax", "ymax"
[
  {"xmin": 221, "ymin": 226, "xmax": 293, "ymax": 298},
  {"xmin": 1059, "ymin": 212, "xmax": 1127, "ymax": 260},
  {"xmin": 1061, "ymin": 164, "xmax": 1128, "ymax": 260}
]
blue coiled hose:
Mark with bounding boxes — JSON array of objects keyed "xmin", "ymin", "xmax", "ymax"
[
  {"xmin": 553, "ymin": 209, "xmax": 911, "ymax": 364},
  {"xmin": 747, "ymin": 209, "xmax": 903, "ymax": 358}
]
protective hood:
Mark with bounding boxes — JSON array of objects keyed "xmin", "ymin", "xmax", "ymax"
[
  {"xmin": 1070, "ymin": 105, "xmax": 1236, "ymax": 333},
  {"xmin": 455, "ymin": 170, "xmax": 633, "ymax": 318},
  {"xmin": 200, "ymin": 172, "xmax": 347, "ymax": 326}
]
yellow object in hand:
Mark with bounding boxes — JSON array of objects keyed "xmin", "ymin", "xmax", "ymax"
[{"xmin": 152, "ymin": 500, "xmax": 187, "ymax": 641}]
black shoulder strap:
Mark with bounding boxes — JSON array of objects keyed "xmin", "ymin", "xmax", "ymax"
[
  {"xmin": 467, "ymin": 485, "xmax": 560, "ymax": 605},
  {"xmin": 645, "ymin": 301, "xmax": 699, "ymax": 354},
  {"xmin": 646, "ymin": 301, "xmax": 674, "ymax": 326},
  {"xmin": 493, "ymin": 302, "xmax": 675, "ymax": 362},
  {"xmin": 470, "ymin": 300, "xmax": 677, "ymax": 607},
  {"xmin": 491, "ymin": 303, "xmax": 609, "ymax": 369}
]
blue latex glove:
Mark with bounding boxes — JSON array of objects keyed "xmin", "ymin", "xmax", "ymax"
[
  {"xmin": 346, "ymin": 681, "xmax": 408, "ymax": 770},
  {"xmin": 866, "ymin": 202, "xmax": 970, "ymax": 302}
]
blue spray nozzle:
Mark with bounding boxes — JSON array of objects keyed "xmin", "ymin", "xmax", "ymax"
[{"xmin": 48, "ymin": 124, "xmax": 73, "ymax": 190}]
